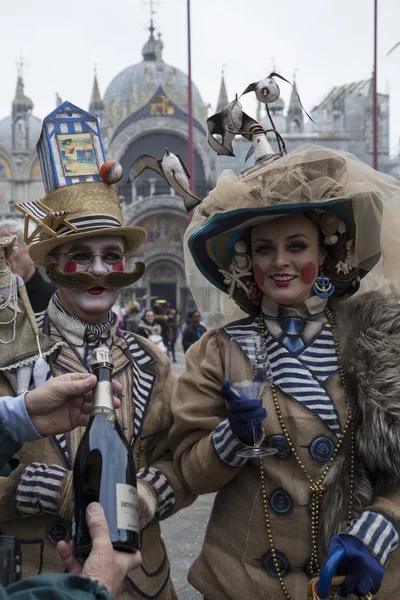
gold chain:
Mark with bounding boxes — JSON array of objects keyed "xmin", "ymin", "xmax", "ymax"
[{"xmin": 256, "ymin": 309, "xmax": 355, "ymax": 599}]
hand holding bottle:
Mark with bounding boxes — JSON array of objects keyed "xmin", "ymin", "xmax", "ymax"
[
  {"xmin": 25, "ymin": 372, "xmax": 122, "ymax": 436},
  {"xmin": 57, "ymin": 502, "xmax": 142, "ymax": 598}
]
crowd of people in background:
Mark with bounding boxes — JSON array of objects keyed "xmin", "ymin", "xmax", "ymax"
[{"xmin": 120, "ymin": 300, "xmax": 207, "ymax": 361}]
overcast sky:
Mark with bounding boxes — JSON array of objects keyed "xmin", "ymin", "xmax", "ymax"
[{"xmin": 1, "ymin": 0, "xmax": 400, "ymax": 155}]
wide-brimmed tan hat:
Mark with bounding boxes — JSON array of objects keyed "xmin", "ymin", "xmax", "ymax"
[
  {"xmin": 21, "ymin": 182, "xmax": 146, "ymax": 267},
  {"xmin": 15, "ymin": 101, "xmax": 146, "ymax": 268}
]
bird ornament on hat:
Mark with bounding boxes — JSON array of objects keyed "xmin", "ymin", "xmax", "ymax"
[
  {"xmin": 182, "ymin": 73, "xmax": 395, "ymax": 318},
  {"xmin": 15, "ymin": 101, "xmax": 146, "ymax": 290}
]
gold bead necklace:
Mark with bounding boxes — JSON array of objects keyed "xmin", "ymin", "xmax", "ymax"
[{"xmin": 256, "ymin": 308, "xmax": 355, "ymax": 599}]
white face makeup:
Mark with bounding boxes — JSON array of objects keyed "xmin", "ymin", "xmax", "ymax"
[
  {"xmin": 251, "ymin": 214, "xmax": 326, "ymax": 306},
  {"xmin": 55, "ymin": 235, "xmax": 126, "ymax": 323}
]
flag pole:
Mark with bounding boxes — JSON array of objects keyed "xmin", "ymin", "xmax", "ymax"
[
  {"xmin": 373, "ymin": 0, "xmax": 378, "ymax": 170},
  {"xmin": 187, "ymin": 0, "xmax": 195, "ymax": 192}
]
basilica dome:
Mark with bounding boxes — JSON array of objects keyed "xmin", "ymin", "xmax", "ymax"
[
  {"xmin": 0, "ymin": 113, "xmax": 41, "ymax": 151},
  {"xmin": 103, "ymin": 25, "xmax": 206, "ymax": 132}
]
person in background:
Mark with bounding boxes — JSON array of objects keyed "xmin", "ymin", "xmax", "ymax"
[
  {"xmin": 125, "ymin": 301, "xmax": 142, "ymax": 334},
  {"xmin": 0, "ymin": 371, "xmax": 141, "ymax": 600},
  {"xmin": 166, "ymin": 309, "xmax": 178, "ymax": 363},
  {"xmin": 181, "ymin": 310, "xmax": 206, "ymax": 354},
  {"xmin": 0, "ymin": 219, "xmax": 56, "ymax": 313}
]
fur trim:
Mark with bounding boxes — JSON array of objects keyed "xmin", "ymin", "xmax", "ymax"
[{"xmin": 318, "ymin": 291, "xmax": 400, "ymax": 555}]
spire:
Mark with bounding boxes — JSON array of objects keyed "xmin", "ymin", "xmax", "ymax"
[
  {"xmin": 142, "ymin": 19, "xmax": 157, "ymax": 61},
  {"xmin": 12, "ymin": 74, "xmax": 33, "ymax": 116},
  {"xmin": 287, "ymin": 71, "xmax": 303, "ymax": 133},
  {"xmin": 89, "ymin": 68, "xmax": 104, "ymax": 114},
  {"xmin": 216, "ymin": 68, "xmax": 229, "ymax": 112},
  {"xmin": 288, "ymin": 71, "xmax": 302, "ymax": 116}
]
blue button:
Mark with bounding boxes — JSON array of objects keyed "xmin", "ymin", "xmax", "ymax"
[
  {"xmin": 309, "ymin": 437, "xmax": 335, "ymax": 462},
  {"xmin": 48, "ymin": 523, "xmax": 68, "ymax": 545},
  {"xmin": 270, "ymin": 490, "xmax": 292, "ymax": 514},
  {"xmin": 267, "ymin": 435, "xmax": 291, "ymax": 459},
  {"xmin": 262, "ymin": 551, "xmax": 289, "ymax": 577}
]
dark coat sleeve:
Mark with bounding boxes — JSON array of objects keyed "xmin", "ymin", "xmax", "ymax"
[
  {"xmin": 0, "ymin": 574, "xmax": 112, "ymax": 600},
  {"xmin": 0, "ymin": 421, "xmax": 21, "ymax": 475}
]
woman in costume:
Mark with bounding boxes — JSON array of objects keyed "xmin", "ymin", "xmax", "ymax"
[
  {"xmin": 169, "ymin": 80, "xmax": 400, "ymax": 599},
  {"xmin": 0, "ymin": 235, "xmax": 61, "ymax": 394}
]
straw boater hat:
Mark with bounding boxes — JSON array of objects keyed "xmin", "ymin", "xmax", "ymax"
[{"xmin": 15, "ymin": 101, "xmax": 146, "ymax": 267}]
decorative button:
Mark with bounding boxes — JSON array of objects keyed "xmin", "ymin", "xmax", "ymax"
[
  {"xmin": 48, "ymin": 522, "xmax": 69, "ymax": 545},
  {"xmin": 309, "ymin": 436, "xmax": 335, "ymax": 462},
  {"xmin": 270, "ymin": 490, "xmax": 292, "ymax": 514},
  {"xmin": 262, "ymin": 551, "xmax": 289, "ymax": 577},
  {"xmin": 267, "ymin": 435, "xmax": 291, "ymax": 459}
]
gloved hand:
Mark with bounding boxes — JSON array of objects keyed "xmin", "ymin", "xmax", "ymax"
[
  {"xmin": 137, "ymin": 479, "xmax": 158, "ymax": 530},
  {"xmin": 318, "ymin": 533, "xmax": 384, "ymax": 598},
  {"xmin": 221, "ymin": 379, "xmax": 266, "ymax": 445}
]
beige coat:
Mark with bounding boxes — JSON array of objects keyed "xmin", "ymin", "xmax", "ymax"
[
  {"xmin": 0, "ymin": 311, "xmax": 195, "ymax": 600},
  {"xmin": 170, "ymin": 305, "xmax": 400, "ymax": 600}
]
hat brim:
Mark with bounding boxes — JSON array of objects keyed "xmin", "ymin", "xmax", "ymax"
[
  {"xmin": 189, "ymin": 197, "xmax": 381, "ymax": 293},
  {"xmin": 29, "ymin": 226, "xmax": 147, "ymax": 268}
]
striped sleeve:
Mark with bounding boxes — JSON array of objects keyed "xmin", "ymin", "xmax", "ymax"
[
  {"xmin": 343, "ymin": 510, "xmax": 399, "ymax": 566},
  {"xmin": 137, "ymin": 467, "xmax": 175, "ymax": 518},
  {"xmin": 16, "ymin": 462, "xmax": 68, "ymax": 516},
  {"xmin": 212, "ymin": 418, "xmax": 248, "ymax": 468}
]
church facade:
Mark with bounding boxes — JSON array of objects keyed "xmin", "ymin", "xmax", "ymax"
[{"xmin": 1, "ymin": 27, "xmax": 399, "ymax": 314}]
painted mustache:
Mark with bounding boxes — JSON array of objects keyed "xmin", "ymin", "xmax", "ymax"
[{"xmin": 46, "ymin": 262, "xmax": 145, "ymax": 290}]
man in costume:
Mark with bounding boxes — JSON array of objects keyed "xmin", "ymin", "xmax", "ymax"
[
  {"xmin": 0, "ymin": 101, "xmax": 194, "ymax": 600},
  {"xmin": 168, "ymin": 80, "xmax": 400, "ymax": 599}
]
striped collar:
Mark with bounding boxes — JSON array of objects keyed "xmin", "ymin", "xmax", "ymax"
[
  {"xmin": 224, "ymin": 314, "xmax": 341, "ymax": 438},
  {"xmin": 48, "ymin": 292, "xmax": 117, "ymax": 349}
]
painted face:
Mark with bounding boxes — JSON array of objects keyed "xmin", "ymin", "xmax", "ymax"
[
  {"xmin": 250, "ymin": 214, "xmax": 326, "ymax": 306},
  {"xmin": 56, "ymin": 235, "xmax": 126, "ymax": 323}
]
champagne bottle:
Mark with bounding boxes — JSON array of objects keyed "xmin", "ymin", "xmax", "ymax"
[{"xmin": 73, "ymin": 345, "xmax": 140, "ymax": 558}]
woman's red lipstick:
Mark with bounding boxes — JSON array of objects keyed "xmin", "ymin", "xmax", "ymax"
[
  {"xmin": 87, "ymin": 287, "xmax": 104, "ymax": 295},
  {"xmin": 271, "ymin": 274, "xmax": 296, "ymax": 288}
]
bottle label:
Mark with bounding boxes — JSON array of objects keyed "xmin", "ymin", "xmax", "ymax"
[{"xmin": 116, "ymin": 484, "xmax": 140, "ymax": 533}]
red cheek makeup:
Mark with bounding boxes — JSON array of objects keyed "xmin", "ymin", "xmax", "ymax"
[
  {"xmin": 64, "ymin": 261, "xmax": 77, "ymax": 273},
  {"xmin": 112, "ymin": 261, "xmax": 124, "ymax": 272},
  {"xmin": 301, "ymin": 262, "xmax": 316, "ymax": 285}
]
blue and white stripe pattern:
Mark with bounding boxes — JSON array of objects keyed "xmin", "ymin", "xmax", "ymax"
[
  {"xmin": 37, "ymin": 101, "xmax": 105, "ymax": 193},
  {"xmin": 224, "ymin": 315, "xmax": 341, "ymax": 438},
  {"xmin": 55, "ymin": 215, "xmax": 122, "ymax": 236},
  {"xmin": 212, "ymin": 419, "xmax": 248, "ymax": 467},
  {"xmin": 137, "ymin": 467, "xmax": 175, "ymax": 517},
  {"xmin": 16, "ymin": 462, "xmax": 68, "ymax": 516},
  {"xmin": 298, "ymin": 324, "xmax": 338, "ymax": 383},
  {"xmin": 344, "ymin": 511, "xmax": 399, "ymax": 566},
  {"xmin": 121, "ymin": 330, "xmax": 156, "ymax": 437}
]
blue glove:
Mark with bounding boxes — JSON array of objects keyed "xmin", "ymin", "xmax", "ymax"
[
  {"xmin": 318, "ymin": 534, "xmax": 384, "ymax": 598},
  {"xmin": 221, "ymin": 379, "xmax": 266, "ymax": 445}
]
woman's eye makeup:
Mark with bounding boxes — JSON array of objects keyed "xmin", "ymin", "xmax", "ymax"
[
  {"xmin": 252, "ymin": 243, "xmax": 273, "ymax": 254},
  {"xmin": 252, "ymin": 240, "xmax": 308, "ymax": 254},
  {"xmin": 288, "ymin": 241, "xmax": 308, "ymax": 252}
]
